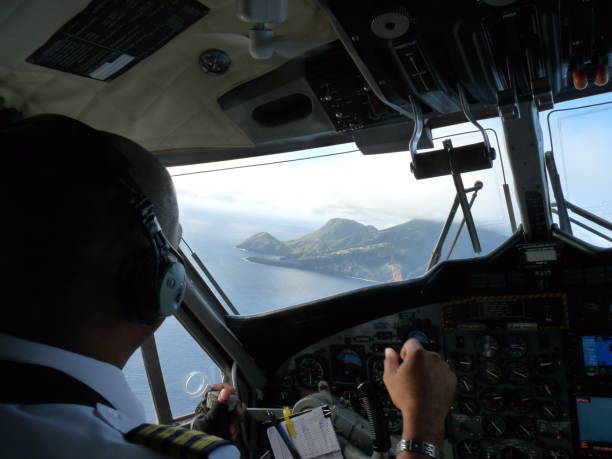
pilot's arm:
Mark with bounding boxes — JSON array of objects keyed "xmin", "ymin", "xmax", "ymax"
[{"xmin": 384, "ymin": 339, "xmax": 457, "ymax": 458}]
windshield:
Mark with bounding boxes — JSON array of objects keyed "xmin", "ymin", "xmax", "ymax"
[
  {"xmin": 544, "ymin": 94, "xmax": 612, "ymax": 247},
  {"xmin": 170, "ymin": 118, "xmax": 515, "ymax": 315}
]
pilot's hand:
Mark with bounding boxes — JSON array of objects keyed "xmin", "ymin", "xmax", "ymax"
[
  {"xmin": 383, "ymin": 339, "xmax": 456, "ymax": 449},
  {"xmin": 191, "ymin": 383, "xmax": 243, "ymax": 442}
]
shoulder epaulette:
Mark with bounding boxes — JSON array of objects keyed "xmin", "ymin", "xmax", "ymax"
[{"xmin": 125, "ymin": 423, "xmax": 231, "ymax": 458}]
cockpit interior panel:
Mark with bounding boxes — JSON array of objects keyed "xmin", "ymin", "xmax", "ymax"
[{"xmin": 229, "ymin": 235, "xmax": 612, "ymax": 458}]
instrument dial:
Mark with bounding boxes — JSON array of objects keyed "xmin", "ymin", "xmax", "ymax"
[
  {"xmin": 506, "ymin": 361, "xmax": 531, "ymax": 384},
  {"xmin": 477, "ymin": 335, "xmax": 500, "ymax": 359},
  {"xmin": 296, "ymin": 356, "xmax": 324, "ymax": 388},
  {"xmin": 536, "ymin": 380, "xmax": 559, "ymax": 397},
  {"xmin": 458, "ymin": 398, "xmax": 480, "ymax": 415},
  {"xmin": 510, "ymin": 392, "xmax": 534, "ymax": 414},
  {"xmin": 456, "ymin": 439, "xmax": 483, "ymax": 458},
  {"xmin": 539, "ymin": 401, "xmax": 561, "ymax": 420},
  {"xmin": 481, "ymin": 361, "xmax": 503, "ymax": 384},
  {"xmin": 542, "ymin": 448, "xmax": 570, "ymax": 459},
  {"xmin": 535, "ymin": 355, "xmax": 558, "ymax": 374},
  {"xmin": 482, "ymin": 414, "xmax": 507, "ymax": 437},
  {"xmin": 513, "ymin": 416, "xmax": 536, "ymax": 440},
  {"xmin": 480, "ymin": 389, "xmax": 505, "ymax": 412},
  {"xmin": 453, "ymin": 354, "xmax": 474, "ymax": 373},
  {"xmin": 504, "ymin": 335, "xmax": 528, "ymax": 358},
  {"xmin": 458, "ymin": 375, "xmax": 477, "ymax": 394}
]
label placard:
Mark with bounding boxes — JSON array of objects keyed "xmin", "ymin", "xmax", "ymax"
[{"xmin": 27, "ymin": 0, "xmax": 209, "ymax": 81}]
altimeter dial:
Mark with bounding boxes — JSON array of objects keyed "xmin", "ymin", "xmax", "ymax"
[{"xmin": 296, "ymin": 356, "xmax": 324, "ymax": 388}]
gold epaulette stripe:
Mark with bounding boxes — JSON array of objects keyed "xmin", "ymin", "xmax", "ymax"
[{"xmin": 125, "ymin": 423, "xmax": 229, "ymax": 459}]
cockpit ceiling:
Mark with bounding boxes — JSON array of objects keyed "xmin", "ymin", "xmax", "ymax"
[
  {"xmin": 0, "ymin": 0, "xmax": 336, "ymax": 155},
  {"xmin": 1, "ymin": 0, "xmax": 611, "ymax": 167}
]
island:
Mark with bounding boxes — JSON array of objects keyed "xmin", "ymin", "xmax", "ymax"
[{"xmin": 237, "ymin": 218, "xmax": 507, "ymax": 283}]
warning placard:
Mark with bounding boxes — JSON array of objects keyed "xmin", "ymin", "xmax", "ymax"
[{"xmin": 27, "ymin": 0, "xmax": 209, "ymax": 81}]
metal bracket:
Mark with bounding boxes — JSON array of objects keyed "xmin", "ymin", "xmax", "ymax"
[
  {"xmin": 408, "ymin": 95, "xmax": 423, "ymax": 161},
  {"xmin": 446, "ymin": 139, "xmax": 482, "ymax": 255},
  {"xmin": 544, "ymin": 151, "xmax": 572, "ymax": 234},
  {"xmin": 428, "ymin": 180, "xmax": 483, "ymax": 269},
  {"xmin": 497, "ymin": 87, "xmax": 520, "ymax": 119},
  {"xmin": 457, "ymin": 85, "xmax": 491, "ymax": 152}
]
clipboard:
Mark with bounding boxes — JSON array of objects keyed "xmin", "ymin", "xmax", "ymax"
[{"xmin": 264, "ymin": 406, "xmax": 342, "ymax": 459}]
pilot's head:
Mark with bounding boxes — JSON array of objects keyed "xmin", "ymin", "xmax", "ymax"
[{"xmin": 0, "ymin": 114, "xmax": 181, "ymax": 367}]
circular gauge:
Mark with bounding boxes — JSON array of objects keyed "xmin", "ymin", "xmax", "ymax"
[
  {"xmin": 539, "ymin": 401, "xmax": 561, "ymax": 420},
  {"xmin": 542, "ymin": 448, "xmax": 571, "ymax": 459},
  {"xmin": 456, "ymin": 439, "xmax": 483, "ymax": 459},
  {"xmin": 199, "ymin": 49, "xmax": 231, "ymax": 75},
  {"xmin": 481, "ymin": 361, "xmax": 503, "ymax": 384},
  {"xmin": 477, "ymin": 335, "xmax": 500, "ymax": 359},
  {"xmin": 296, "ymin": 356, "xmax": 324, "ymax": 388},
  {"xmin": 536, "ymin": 380, "xmax": 559, "ymax": 397},
  {"xmin": 336, "ymin": 348, "xmax": 364, "ymax": 379},
  {"xmin": 506, "ymin": 361, "xmax": 531, "ymax": 384},
  {"xmin": 382, "ymin": 399, "xmax": 402, "ymax": 433},
  {"xmin": 458, "ymin": 375, "xmax": 477, "ymax": 394},
  {"xmin": 482, "ymin": 414, "xmax": 507, "ymax": 437},
  {"xmin": 513, "ymin": 416, "xmax": 536, "ymax": 440},
  {"xmin": 510, "ymin": 392, "xmax": 534, "ymax": 414},
  {"xmin": 535, "ymin": 355, "xmax": 558, "ymax": 374},
  {"xmin": 480, "ymin": 389, "xmax": 505, "ymax": 412},
  {"xmin": 453, "ymin": 354, "xmax": 474, "ymax": 373},
  {"xmin": 500, "ymin": 446, "xmax": 527, "ymax": 459},
  {"xmin": 458, "ymin": 398, "xmax": 480, "ymax": 415},
  {"xmin": 504, "ymin": 335, "xmax": 528, "ymax": 358},
  {"xmin": 369, "ymin": 357, "xmax": 385, "ymax": 388}
]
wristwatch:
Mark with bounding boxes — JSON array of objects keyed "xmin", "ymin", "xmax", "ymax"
[{"xmin": 396, "ymin": 439, "xmax": 440, "ymax": 458}]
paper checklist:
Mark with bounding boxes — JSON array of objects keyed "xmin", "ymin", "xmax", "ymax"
[{"xmin": 266, "ymin": 407, "xmax": 343, "ymax": 459}]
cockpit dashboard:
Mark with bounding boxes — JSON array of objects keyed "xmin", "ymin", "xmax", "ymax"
[{"xmin": 231, "ymin": 237, "xmax": 612, "ymax": 458}]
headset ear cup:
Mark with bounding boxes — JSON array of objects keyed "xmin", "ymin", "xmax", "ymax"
[{"xmin": 117, "ymin": 249, "xmax": 160, "ymax": 325}]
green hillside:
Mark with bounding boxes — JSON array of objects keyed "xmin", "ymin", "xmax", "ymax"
[{"xmin": 238, "ymin": 218, "xmax": 508, "ymax": 282}]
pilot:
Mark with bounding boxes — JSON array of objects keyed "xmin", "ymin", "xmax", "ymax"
[{"xmin": 0, "ymin": 114, "xmax": 456, "ymax": 459}]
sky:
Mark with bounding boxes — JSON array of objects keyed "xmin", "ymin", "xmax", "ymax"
[{"xmin": 169, "ymin": 92, "xmax": 612, "ymax": 246}]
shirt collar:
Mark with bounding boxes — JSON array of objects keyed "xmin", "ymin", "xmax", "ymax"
[{"xmin": 0, "ymin": 333, "xmax": 146, "ymax": 422}]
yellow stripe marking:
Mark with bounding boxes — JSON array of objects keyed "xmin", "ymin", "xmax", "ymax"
[
  {"xmin": 136, "ymin": 424, "xmax": 163, "ymax": 437},
  {"xmin": 187, "ymin": 436, "xmax": 222, "ymax": 459}
]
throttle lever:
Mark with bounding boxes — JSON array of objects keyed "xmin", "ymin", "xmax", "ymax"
[{"xmin": 357, "ymin": 382, "xmax": 390, "ymax": 455}]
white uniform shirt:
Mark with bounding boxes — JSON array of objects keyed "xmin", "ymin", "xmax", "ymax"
[{"xmin": 0, "ymin": 333, "xmax": 240, "ymax": 459}]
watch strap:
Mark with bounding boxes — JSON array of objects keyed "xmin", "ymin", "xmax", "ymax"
[{"xmin": 396, "ymin": 439, "xmax": 439, "ymax": 458}]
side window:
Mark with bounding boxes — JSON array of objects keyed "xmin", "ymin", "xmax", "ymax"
[
  {"xmin": 124, "ymin": 350, "xmax": 157, "ymax": 422},
  {"xmin": 156, "ymin": 316, "xmax": 223, "ymax": 418}
]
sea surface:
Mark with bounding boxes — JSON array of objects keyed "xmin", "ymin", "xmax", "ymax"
[{"xmin": 124, "ymin": 211, "xmax": 375, "ymax": 421}]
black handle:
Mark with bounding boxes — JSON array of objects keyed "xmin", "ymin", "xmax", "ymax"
[{"xmin": 357, "ymin": 382, "xmax": 391, "ymax": 453}]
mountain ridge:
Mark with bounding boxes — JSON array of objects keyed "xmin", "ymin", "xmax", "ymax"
[{"xmin": 238, "ymin": 218, "xmax": 507, "ymax": 282}]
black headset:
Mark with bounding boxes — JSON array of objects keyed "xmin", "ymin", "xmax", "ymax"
[
  {"xmin": 1, "ymin": 113, "xmax": 187, "ymax": 325},
  {"xmin": 113, "ymin": 169, "xmax": 187, "ymax": 325}
]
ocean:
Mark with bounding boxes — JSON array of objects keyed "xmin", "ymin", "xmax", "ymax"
[{"xmin": 123, "ymin": 209, "xmax": 375, "ymax": 421}]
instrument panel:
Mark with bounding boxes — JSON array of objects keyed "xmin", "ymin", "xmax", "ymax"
[{"xmin": 267, "ymin": 293, "xmax": 612, "ymax": 458}]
